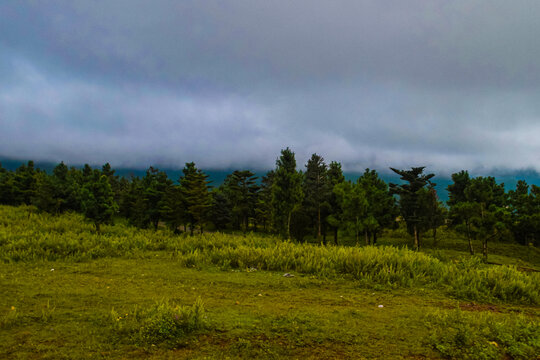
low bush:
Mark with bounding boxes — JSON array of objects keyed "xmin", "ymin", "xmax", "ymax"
[
  {"xmin": 110, "ymin": 298, "xmax": 207, "ymax": 347},
  {"xmin": 425, "ymin": 308, "xmax": 539, "ymax": 360}
]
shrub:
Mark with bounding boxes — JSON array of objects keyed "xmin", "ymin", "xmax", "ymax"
[
  {"xmin": 110, "ymin": 298, "xmax": 207, "ymax": 347},
  {"xmin": 425, "ymin": 308, "xmax": 539, "ymax": 360}
]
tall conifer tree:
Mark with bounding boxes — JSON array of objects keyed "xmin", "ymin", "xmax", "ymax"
[{"xmin": 271, "ymin": 148, "xmax": 303, "ymax": 239}]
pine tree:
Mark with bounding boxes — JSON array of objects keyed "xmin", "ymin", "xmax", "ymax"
[
  {"xmin": 0, "ymin": 163, "xmax": 16, "ymax": 205},
  {"xmin": 271, "ymin": 148, "xmax": 303, "ymax": 239},
  {"xmin": 255, "ymin": 170, "xmax": 274, "ymax": 232},
  {"xmin": 326, "ymin": 161, "xmax": 345, "ymax": 245},
  {"xmin": 333, "ymin": 180, "xmax": 367, "ymax": 245},
  {"xmin": 143, "ymin": 167, "xmax": 172, "ymax": 230},
  {"xmin": 12, "ymin": 161, "xmax": 37, "ymax": 205},
  {"xmin": 303, "ymin": 154, "xmax": 330, "ymax": 244},
  {"xmin": 210, "ymin": 190, "xmax": 232, "ymax": 231},
  {"xmin": 180, "ymin": 163, "xmax": 212, "ymax": 235},
  {"xmin": 389, "ymin": 167, "xmax": 435, "ymax": 250},
  {"xmin": 80, "ymin": 173, "xmax": 118, "ymax": 233},
  {"xmin": 222, "ymin": 170, "xmax": 259, "ymax": 232},
  {"xmin": 357, "ymin": 169, "xmax": 397, "ymax": 245}
]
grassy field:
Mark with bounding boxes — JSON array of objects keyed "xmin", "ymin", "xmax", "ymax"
[{"xmin": 1, "ymin": 205, "xmax": 539, "ymax": 359}]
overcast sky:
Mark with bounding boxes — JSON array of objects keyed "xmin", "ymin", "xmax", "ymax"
[{"xmin": 1, "ymin": 1, "xmax": 540, "ymax": 174}]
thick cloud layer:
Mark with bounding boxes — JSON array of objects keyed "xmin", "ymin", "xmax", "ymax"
[{"xmin": 1, "ymin": 1, "xmax": 540, "ymax": 173}]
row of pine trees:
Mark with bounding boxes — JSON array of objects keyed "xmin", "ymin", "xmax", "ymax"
[{"xmin": 1, "ymin": 148, "xmax": 539, "ymax": 258}]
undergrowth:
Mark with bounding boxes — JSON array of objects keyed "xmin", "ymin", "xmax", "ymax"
[
  {"xmin": 1, "ymin": 205, "xmax": 539, "ymax": 305},
  {"xmin": 109, "ymin": 298, "xmax": 207, "ymax": 348},
  {"xmin": 425, "ymin": 308, "xmax": 539, "ymax": 359}
]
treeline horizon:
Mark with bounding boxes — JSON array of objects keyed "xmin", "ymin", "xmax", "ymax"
[{"xmin": 1, "ymin": 147, "xmax": 539, "ymax": 260}]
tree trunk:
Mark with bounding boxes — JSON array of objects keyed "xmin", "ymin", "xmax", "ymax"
[
  {"xmin": 317, "ymin": 206, "xmax": 322, "ymax": 244},
  {"xmin": 355, "ymin": 217, "xmax": 359, "ymax": 245},
  {"xmin": 287, "ymin": 211, "xmax": 292, "ymax": 240},
  {"xmin": 482, "ymin": 238, "xmax": 488, "ymax": 262},
  {"xmin": 466, "ymin": 221, "xmax": 474, "ymax": 255},
  {"xmin": 413, "ymin": 224, "xmax": 419, "ymax": 250},
  {"xmin": 373, "ymin": 232, "xmax": 377, "ymax": 245},
  {"xmin": 190, "ymin": 223, "xmax": 194, "ymax": 236},
  {"xmin": 365, "ymin": 230, "xmax": 369, "ymax": 245}
]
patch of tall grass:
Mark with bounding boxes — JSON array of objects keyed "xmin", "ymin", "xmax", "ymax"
[
  {"xmin": 1, "ymin": 205, "xmax": 539, "ymax": 304},
  {"xmin": 425, "ymin": 308, "xmax": 539, "ymax": 360},
  {"xmin": 109, "ymin": 298, "xmax": 207, "ymax": 347}
]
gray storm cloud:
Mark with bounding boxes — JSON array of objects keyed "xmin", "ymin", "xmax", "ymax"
[{"xmin": 1, "ymin": 1, "xmax": 540, "ymax": 173}]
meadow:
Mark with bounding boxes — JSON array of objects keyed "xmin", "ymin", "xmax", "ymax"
[{"xmin": 1, "ymin": 205, "xmax": 539, "ymax": 359}]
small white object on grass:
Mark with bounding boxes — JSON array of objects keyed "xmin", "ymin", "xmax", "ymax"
[
  {"xmin": 50, "ymin": 269, "xmax": 54, "ymax": 271},
  {"xmin": 378, "ymin": 305, "xmax": 384, "ymax": 308}
]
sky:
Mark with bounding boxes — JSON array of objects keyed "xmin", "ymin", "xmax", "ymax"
[{"xmin": 1, "ymin": 1, "xmax": 540, "ymax": 174}]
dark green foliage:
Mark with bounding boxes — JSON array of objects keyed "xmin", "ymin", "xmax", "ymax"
[
  {"xmin": 255, "ymin": 170, "xmax": 274, "ymax": 232},
  {"xmin": 271, "ymin": 148, "xmax": 303, "ymax": 239},
  {"xmin": 118, "ymin": 176, "xmax": 143, "ymax": 223},
  {"xmin": 144, "ymin": 167, "xmax": 172, "ymax": 229},
  {"xmin": 101, "ymin": 163, "xmax": 122, "ymax": 203},
  {"xmin": 508, "ymin": 181, "xmax": 540, "ymax": 246},
  {"xmin": 180, "ymin": 162, "xmax": 212, "ymax": 235},
  {"xmin": 417, "ymin": 185, "xmax": 446, "ymax": 245},
  {"xmin": 333, "ymin": 180, "xmax": 368, "ymax": 245},
  {"xmin": 210, "ymin": 190, "xmax": 232, "ymax": 231},
  {"xmin": 447, "ymin": 170, "xmax": 471, "ymax": 207},
  {"xmin": 326, "ymin": 161, "xmax": 345, "ymax": 244},
  {"xmin": 221, "ymin": 170, "xmax": 259, "ymax": 232},
  {"xmin": 303, "ymin": 154, "xmax": 331, "ymax": 244},
  {"xmin": 12, "ymin": 161, "xmax": 37, "ymax": 205},
  {"xmin": 0, "ymin": 163, "xmax": 16, "ymax": 205},
  {"xmin": 160, "ymin": 185, "xmax": 186, "ymax": 232},
  {"xmin": 357, "ymin": 169, "xmax": 398, "ymax": 245},
  {"xmin": 448, "ymin": 174, "xmax": 509, "ymax": 260},
  {"xmin": 389, "ymin": 167, "xmax": 435, "ymax": 250},
  {"xmin": 80, "ymin": 173, "xmax": 118, "ymax": 233},
  {"xmin": 32, "ymin": 171, "xmax": 57, "ymax": 213}
]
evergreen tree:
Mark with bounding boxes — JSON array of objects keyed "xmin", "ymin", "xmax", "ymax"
[
  {"xmin": 12, "ymin": 161, "xmax": 37, "ymax": 205},
  {"xmin": 80, "ymin": 173, "xmax": 118, "ymax": 233},
  {"xmin": 255, "ymin": 170, "xmax": 274, "ymax": 232},
  {"xmin": 465, "ymin": 176, "xmax": 508, "ymax": 260},
  {"xmin": 101, "ymin": 162, "xmax": 121, "ymax": 203},
  {"xmin": 180, "ymin": 163, "xmax": 212, "ymax": 235},
  {"xmin": 160, "ymin": 184, "xmax": 186, "ymax": 233},
  {"xmin": 389, "ymin": 167, "xmax": 435, "ymax": 250},
  {"xmin": 210, "ymin": 190, "xmax": 232, "ymax": 231},
  {"xmin": 33, "ymin": 171, "xmax": 56, "ymax": 213},
  {"xmin": 222, "ymin": 170, "xmax": 259, "ymax": 232},
  {"xmin": 508, "ymin": 181, "xmax": 540, "ymax": 246},
  {"xmin": 142, "ymin": 167, "xmax": 172, "ymax": 229},
  {"xmin": 51, "ymin": 162, "xmax": 80, "ymax": 212},
  {"xmin": 303, "ymin": 154, "xmax": 330, "ymax": 244},
  {"xmin": 326, "ymin": 161, "xmax": 345, "ymax": 245},
  {"xmin": 447, "ymin": 170, "xmax": 475, "ymax": 254},
  {"xmin": 357, "ymin": 169, "xmax": 397, "ymax": 245},
  {"xmin": 333, "ymin": 180, "xmax": 367, "ymax": 245},
  {"xmin": 0, "ymin": 163, "xmax": 15, "ymax": 205},
  {"xmin": 271, "ymin": 148, "xmax": 303, "ymax": 239},
  {"xmin": 417, "ymin": 185, "xmax": 446, "ymax": 245}
]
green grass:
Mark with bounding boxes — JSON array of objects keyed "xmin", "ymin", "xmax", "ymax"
[{"xmin": 0, "ymin": 205, "xmax": 539, "ymax": 359}]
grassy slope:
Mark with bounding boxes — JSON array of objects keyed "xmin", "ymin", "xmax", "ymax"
[{"xmin": 0, "ymin": 205, "xmax": 539, "ymax": 359}]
